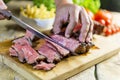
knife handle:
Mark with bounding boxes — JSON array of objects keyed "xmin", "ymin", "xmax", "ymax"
[{"xmin": 0, "ymin": 9, "xmax": 12, "ymax": 20}]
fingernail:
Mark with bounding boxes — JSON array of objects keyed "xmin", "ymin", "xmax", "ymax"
[
  {"xmin": 79, "ymin": 38, "xmax": 85, "ymax": 43},
  {"xmin": 53, "ymin": 30, "xmax": 59, "ymax": 34},
  {"xmin": 65, "ymin": 34, "xmax": 70, "ymax": 38}
]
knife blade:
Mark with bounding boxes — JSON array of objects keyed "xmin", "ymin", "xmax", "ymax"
[{"xmin": 0, "ymin": 9, "xmax": 76, "ymax": 54}]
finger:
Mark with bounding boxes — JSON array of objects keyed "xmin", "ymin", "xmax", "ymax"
[
  {"xmin": 65, "ymin": 5, "xmax": 79, "ymax": 38},
  {"xmin": 65, "ymin": 21, "xmax": 76, "ymax": 37},
  {"xmin": 79, "ymin": 7, "xmax": 90, "ymax": 42},
  {"xmin": 85, "ymin": 16, "xmax": 94, "ymax": 42},
  {"xmin": 53, "ymin": 16, "xmax": 62, "ymax": 34},
  {"xmin": 0, "ymin": 0, "xmax": 7, "ymax": 9}
]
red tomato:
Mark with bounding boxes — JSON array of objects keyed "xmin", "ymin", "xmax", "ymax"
[
  {"xmin": 111, "ymin": 27, "xmax": 116, "ymax": 34},
  {"xmin": 95, "ymin": 9, "xmax": 113, "ymax": 26},
  {"xmin": 98, "ymin": 19, "xmax": 106, "ymax": 26},
  {"xmin": 106, "ymin": 19, "xmax": 111, "ymax": 27},
  {"xmin": 119, "ymin": 27, "xmax": 120, "ymax": 32},
  {"xmin": 115, "ymin": 26, "xmax": 120, "ymax": 33},
  {"xmin": 104, "ymin": 27, "xmax": 112, "ymax": 36},
  {"xmin": 86, "ymin": 9, "xmax": 95, "ymax": 20}
]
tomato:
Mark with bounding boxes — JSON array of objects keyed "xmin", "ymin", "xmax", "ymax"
[
  {"xmin": 95, "ymin": 9, "xmax": 113, "ymax": 26},
  {"xmin": 86, "ymin": 8, "xmax": 95, "ymax": 20},
  {"xmin": 106, "ymin": 19, "xmax": 111, "ymax": 27},
  {"xmin": 112, "ymin": 28, "xmax": 116, "ymax": 34},
  {"xmin": 98, "ymin": 19, "xmax": 105, "ymax": 26},
  {"xmin": 118, "ymin": 27, "xmax": 120, "ymax": 32},
  {"xmin": 115, "ymin": 26, "xmax": 120, "ymax": 33},
  {"xmin": 103, "ymin": 27, "xmax": 112, "ymax": 36}
]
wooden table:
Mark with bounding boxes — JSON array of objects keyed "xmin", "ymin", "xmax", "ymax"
[{"xmin": 0, "ymin": 1, "xmax": 120, "ymax": 80}]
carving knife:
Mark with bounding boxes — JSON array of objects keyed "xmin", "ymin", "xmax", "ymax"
[{"xmin": 0, "ymin": 9, "xmax": 76, "ymax": 54}]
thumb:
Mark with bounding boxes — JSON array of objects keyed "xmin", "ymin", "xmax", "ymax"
[{"xmin": 0, "ymin": 0, "xmax": 7, "ymax": 9}]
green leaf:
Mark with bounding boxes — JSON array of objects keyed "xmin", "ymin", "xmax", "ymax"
[
  {"xmin": 33, "ymin": 0, "xmax": 55, "ymax": 10},
  {"xmin": 73, "ymin": 0, "xmax": 101, "ymax": 13}
]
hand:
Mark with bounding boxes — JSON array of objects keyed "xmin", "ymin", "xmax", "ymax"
[
  {"xmin": 53, "ymin": 1, "xmax": 93, "ymax": 43},
  {"xmin": 0, "ymin": 0, "xmax": 7, "ymax": 20}
]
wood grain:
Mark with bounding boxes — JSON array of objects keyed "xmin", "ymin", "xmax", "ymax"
[{"xmin": 0, "ymin": 33, "xmax": 120, "ymax": 80}]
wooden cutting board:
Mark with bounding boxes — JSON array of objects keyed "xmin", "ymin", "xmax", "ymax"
[{"xmin": 0, "ymin": 33, "xmax": 120, "ymax": 80}]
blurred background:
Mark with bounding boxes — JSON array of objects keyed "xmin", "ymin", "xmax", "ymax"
[
  {"xmin": 5, "ymin": 0, "xmax": 120, "ymax": 12},
  {"xmin": 100, "ymin": 0, "xmax": 120, "ymax": 12}
]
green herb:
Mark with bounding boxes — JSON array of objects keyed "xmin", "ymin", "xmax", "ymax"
[
  {"xmin": 33, "ymin": 0, "xmax": 55, "ymax": 10},
  {"xmin": 73, "ymin": 0, "xmax": 101, "ymax": 13},
  {"xmin": 33, "ymin": 0, "xmax": 100, "ymax": 13}
]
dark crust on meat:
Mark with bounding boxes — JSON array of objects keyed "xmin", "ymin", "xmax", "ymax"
[
  {"xmin": 36, "ymin": 55, "xmax": 46, "ymax": 63},
  {"xmin": 75, "ymin": 43, "xmax": 86, "ymax": 54},
  {"xmin": 75, "ymin": 42, "xmax": 94, "ymax": 54}
]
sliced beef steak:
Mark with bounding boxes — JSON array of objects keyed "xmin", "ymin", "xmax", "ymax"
[
  {"xmin": 51, "ymin": 35, "xmax": 81, "ymax": 54},
  {"xmin": 22, "ymin": 45, "xmax": 45, "ymax": 64},
  {"xmin": 47, "ymin": 40, "xmax": 70, "ymax": 57},
  {"xmin": 12, "ymin": 44, "xmax": 25, "ymax": 62},
  {"xmin": 25, "ymin": 30, "xmax": 35, "ymax": 40},
  {"xmin": 9, "ymin": 47, "xmax": 18, "ymax": 57},
  {"xmin": 9, "ymin": 30, "xmax": 93, "ymax": 71},
  {"xmin": 13, "ymin": 37, "xmax": 32, "ymax": 46},
  {"xmin": 51, "ymin": 35, "xmax": 93, "ymax": 54},
  {"xmin": 37, "ymin": 42, "xmax": 61, "ymax": 63},
  {"xmin": 33, "ymin": 61, "xmax": 55, "ymax": 70}
]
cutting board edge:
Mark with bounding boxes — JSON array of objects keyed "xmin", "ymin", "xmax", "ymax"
[{"xmin": 51, "ymin": 48, "xmax": 120, "ymax": 80}]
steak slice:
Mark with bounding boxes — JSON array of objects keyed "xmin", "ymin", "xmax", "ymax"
[
  {"xmin": 47, "ymin": 40, "xmax": 70, "ymax": 57},
  {"xmin": 9, "ymin": 47, "xmax": 18, "ymax": 57},
  {"xmin": 12, "ymin": 44, "xmax": 25, "ymax": 62},
  {"xmin": 51, "ymin": 35, "xmax": 80, "ymax": 53},
  {"xmin": 22, "ymin": 45, "xmax": 45, "ymax": 64},
  {"xmin": 37, "ymin": 40, "xmax": 61, "ymax": 63},
  {"xmin": 13, "ymin": 37, "xmax": 32, "ymax": 46},
  {"xmin": 25, "ymin": 30, "xmax": 35, "ymax": 40},
  {"xmin": 51, "ymin": 35, "xmax": 93, "ymax": 54},
  {"xmin": 33, "ymin": 61, "xmax": 55, "ymax": 71}
]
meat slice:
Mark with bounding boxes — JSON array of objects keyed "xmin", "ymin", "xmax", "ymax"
[
  {"xmin": 51, "ymin": 35, "xmax": 81, "ymax": 53},
  {"xmin": 45, "ymin": 42, "xmax": 62, "ymax": 59},
  {"xmin": 12, "ymin": 44, "xmax": 25, "ymax": 62},
  {"xmin": 47, "ymin": 40, "xmax": 70, "ymax": 57},
  {"xmin": 9, "ymin": 47, "xmax": 18, "ymax": 57},
  {"xmin": 33, "ymin": 61, "xmax": 55, "ymax": 70},
  {"xmin": 13, "ymin": 30, "xmax": 34, "ymax": 46},
  {"xmin": 51, "ymin": 35, "xmax": 93, "ymax": 54},
  {"xmin": 22, "ymin": 45, "xmax": 45, "ymax": 64},
  {"xmin": 13, "ymin": 37, "xmax": 32, "ymax": 46},
  {"xmin": 37, "ymin": 40, "xmax": 61, "ymax": 63},
  {"xmin": 25, "ymin": 30, "xmax": 35, "ymax": 40}
]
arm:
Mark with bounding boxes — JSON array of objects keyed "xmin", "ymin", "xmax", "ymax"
[{"xmin": 53, "ymin": 0, "xmax": 93, "ymax": 43}]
